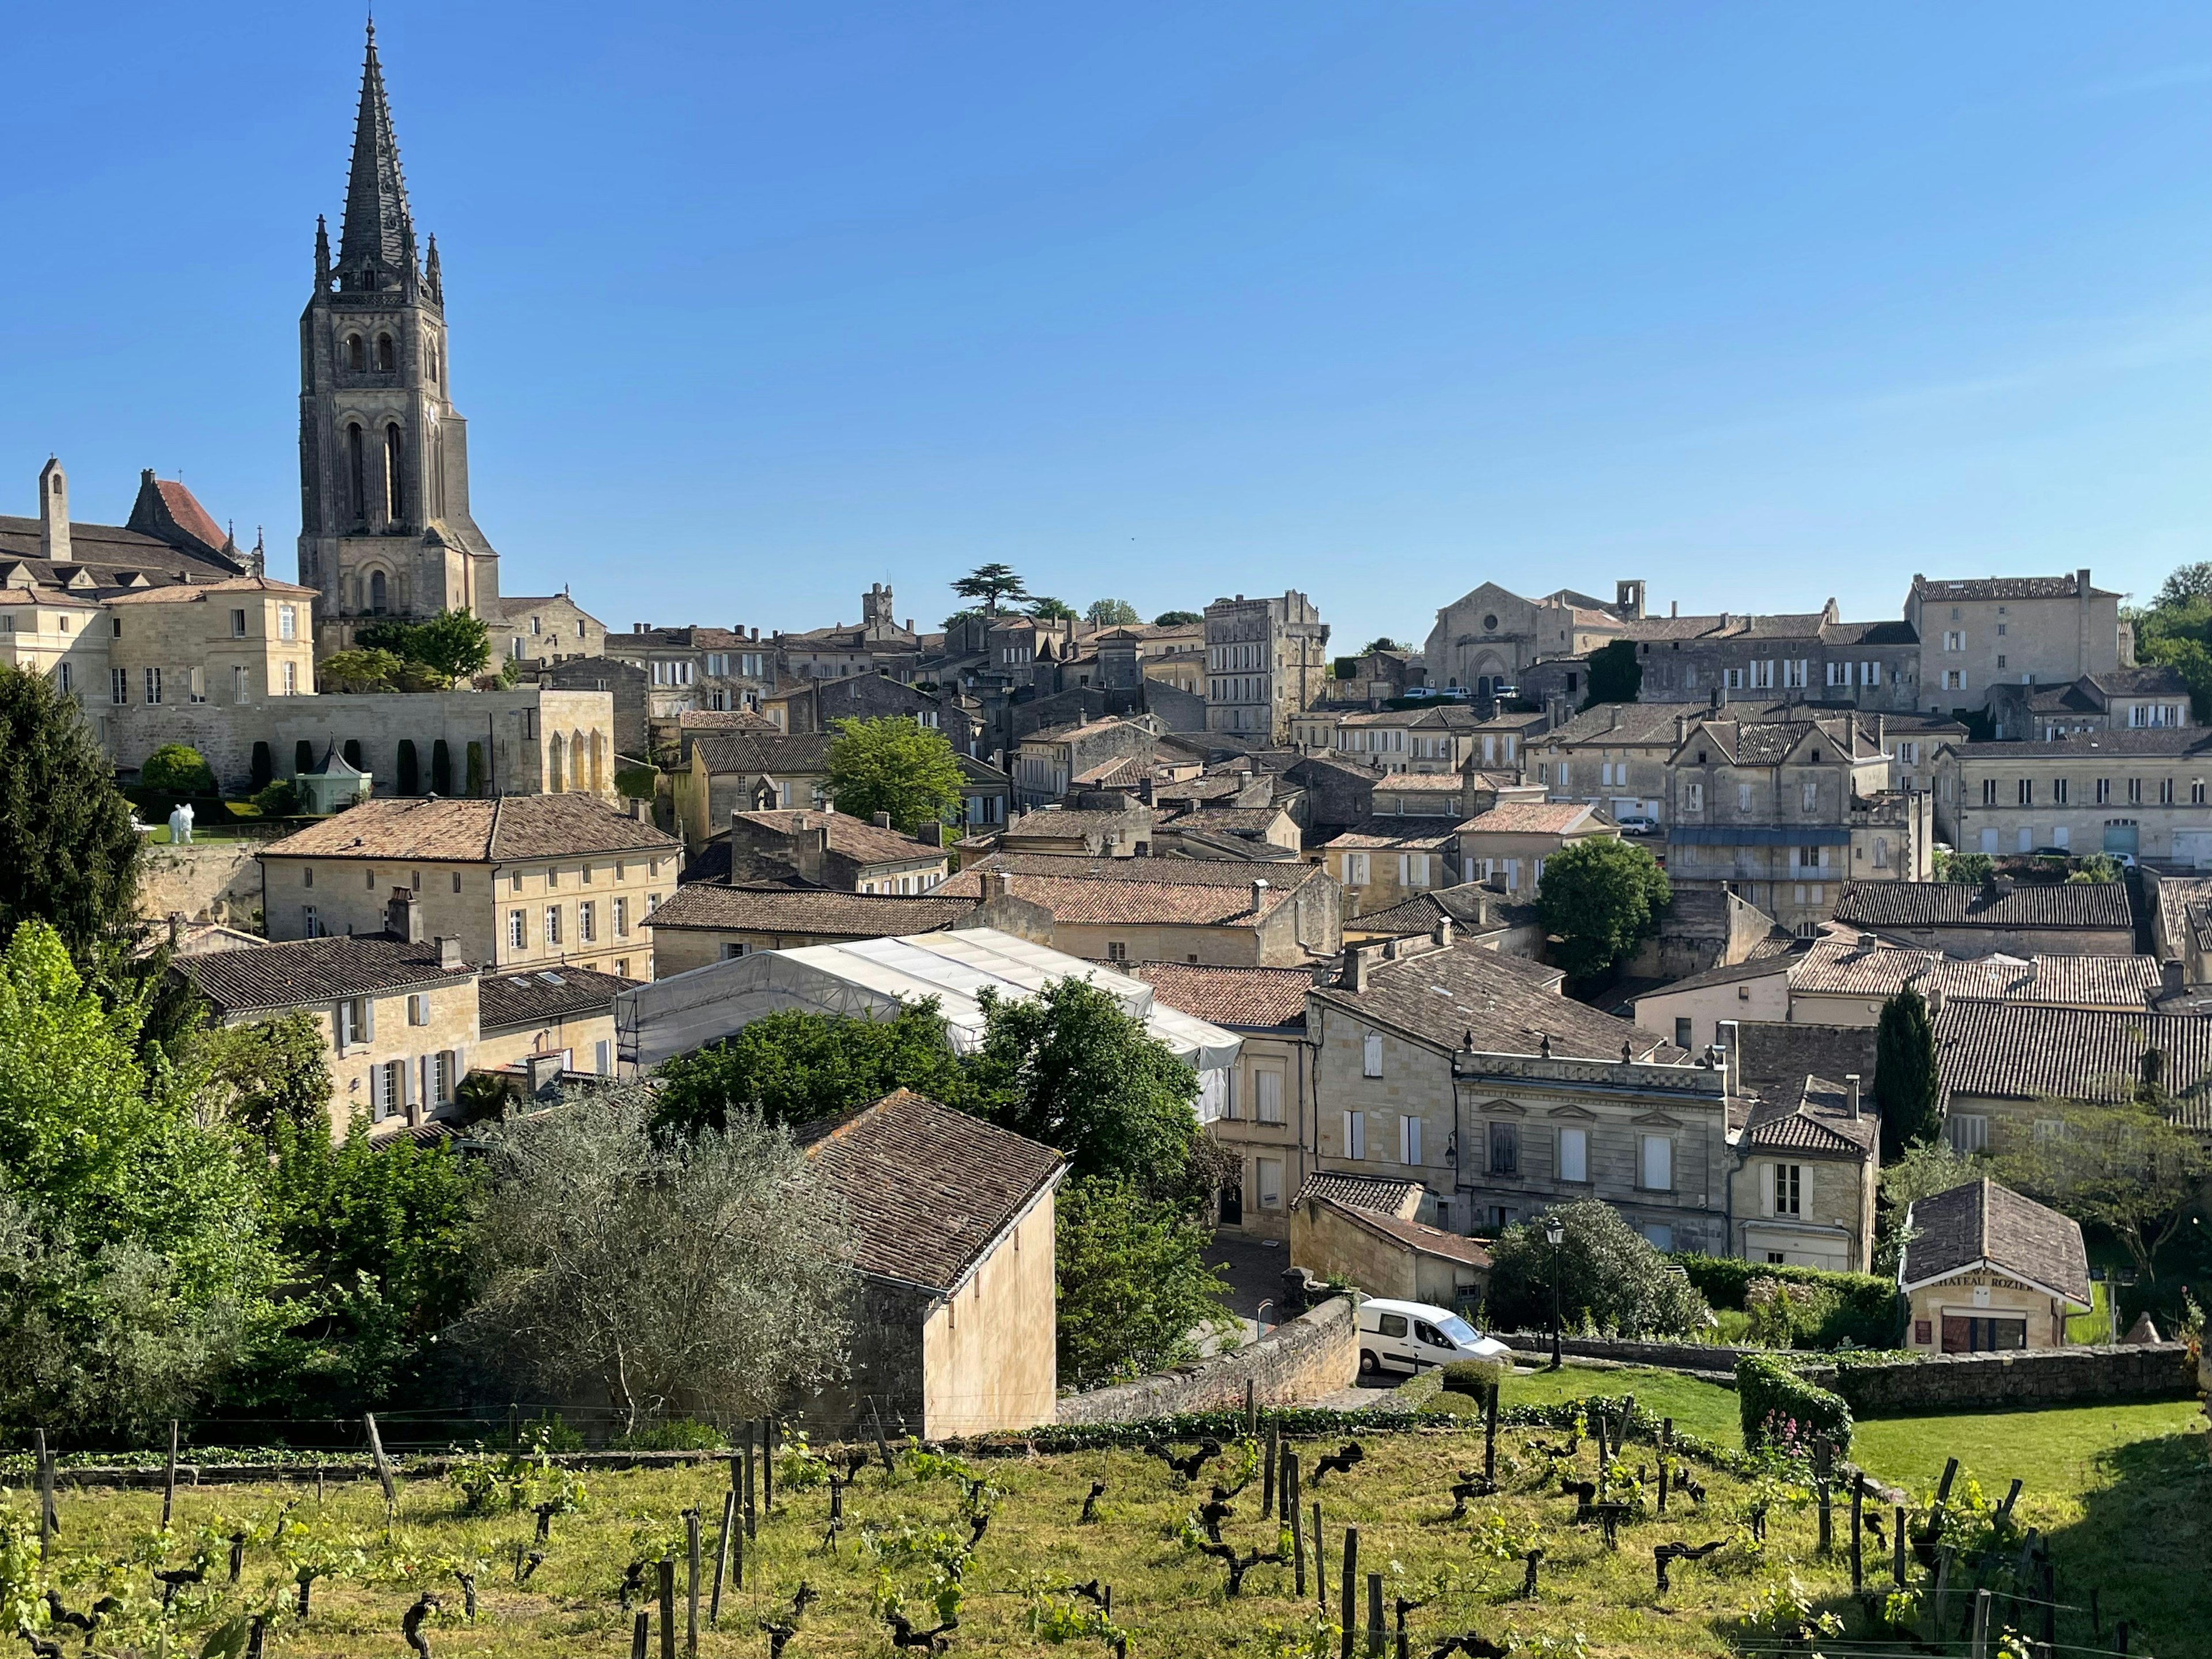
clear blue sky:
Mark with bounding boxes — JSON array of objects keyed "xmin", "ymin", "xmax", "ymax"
[{"xmin": 3, "ymin": 4, "xmax": 2208, "ymax": 650}]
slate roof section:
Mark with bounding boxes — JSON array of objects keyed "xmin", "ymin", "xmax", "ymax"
[
  {"xmin": 1736, "ymin": 1074, "xmax": 1880, "ymax": 1157},
  {"xmin": 1309, "ymin": 1193, "xmax": 1495, "ymax": 1267},
  {"xmin": 644, "ymin": 885, "xmax": 975, "ymax": 937},
  {"xmin": 1833, "ymin": 881, "xmax": 2132, "ymax": 934},
  {"xmin": 262, "ymin": 796, "xmax": 682, "ymax": 862},
  {"xmin": 1733, "ymin": 1021, "xmax": 1879, "ymax": 1094},
  {"xmin": 105, "ymin": 573, "xmax": 317, "ymax": 605},
  {"xmin": 734, "ymin": 809, "xmax": 945, "ymax": 867},
  {"xmin": 1933, "ymin": 998, "xmax": 2212, "ymax": 1104},
  {"xmin": 1291, "ymin": 1171, "xmax": 1423, "ymax": 1218},
  {"xmin": 177, "ymin": 933, "xmax": 474, "ymax": 1016},
  {"xmin": 796, "ymin": 1090, "xmax": 1066, "ymax": 1296},
  {"xmin": 477, "ymin": 965, "xmax": 638, "ymax": 1034},
  {"xmin": 1901, "ymin": 1179, "xmax": 2090, "ymax": 1306},
  {"xmin": 1311, "ymin": 939, "xmax": 1669, "ymax": 1060},
  {"xmin": 1126, "ymin": 962, "xmax": 1312, "ymax": 1030},
  {"xmin": 1912, "ymin": 574, "xmax": 2116, "ymax": 601},
  {"xmin": 1339, "ymin": 885, "xmax": 1498, "ymax": 938},
  {"xmin": 1457, "ymin": 802, "xmax": 1609, "ymax": 836},
  {"xmin": 1942, "ymin": 730, "xmax": 2212, "ymax": 760},
  {"xmin": 687, "ymin": 730, "xmax": 836, "ymax": 774}
]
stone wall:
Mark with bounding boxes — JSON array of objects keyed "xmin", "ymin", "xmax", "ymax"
[
  {"xmin": 137, "ymin": 842, "xmax": 264, "ymax": 926},
  {"xmin": 1802, "ymin": 1342, "xmax": 2198, "ymax": 1415},
  {"xmin": 1055, "ymin": 1296, "xmax": 1357, "ymax": 1425},
  {"xmin": 1494, "ymin": 1334, "xmax": 1752, "ymax": 1376}
]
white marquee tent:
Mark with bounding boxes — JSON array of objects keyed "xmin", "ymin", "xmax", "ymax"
[{"xmin": 615, "ymin": 927, "xmax": 1242, "ymax": 1118}]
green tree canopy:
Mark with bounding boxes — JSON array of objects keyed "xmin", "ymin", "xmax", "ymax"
[
  {"xmin": 1361, "ymin": 636, "xmax": 1409, "ymax": 655},
  {"xmin": 2131, "ymin": 569, "xmax": 2212, "ymax": 721},
  {"xmin": 825, "ymin": 715, "xmax": 965, "ymax": 832},
  {"xmin": 1027, "ymin": 596, "xmax": 1078, "ymax": 622},
  {"xmin": 2154, "ymin": 561, "xmax": 2212, "ymax": 608},
  {"xmin": 1055, "ymin": 1177, "xmax": 1233, "ymax": 1388},
  {"xmin": 0, "ymin": 668, "xmax": 141, "ymax": 957},
  {"xmin": 1533, "ymin": 838, "xmax": 1671, "ymax": 983},
  {"xmin": 1580, "ymin": 639, "xmax": 1643, "ymax": 709},
  {"xmin": 141, "ymin": 744, "xmax": 217, "ymax": 797},
  {"xmin": 950, "ymin": 563, "xmax": 1029, "ymax": 616},
  {"xmin": 190, "ymin": 1011, "xmax": 332, "ymax": 1137},
  {"xmin": 317, "ymin": 647, "xmax": 446, "ymax": 695},
  {"xmin": 1873, "ymin": 986, "xmax": 1941, "ymax": 1159},
  {"xmin": 1992, "ymin": 1095, "xmax": 2212, "ymax": 1283},
  {"xmin": 1874, "ymin": 1136, "xmax": 1980, "ymax": 1277},
  {"xmin": 652, "ymin": 1000, "xmax": 971, "ymax": 1136},
  {"xmin": 968, "ymin": 977, "xmax": 1203, "ymax": 1196},
  {"xmin": 1086, "ymin": 599, "xmax": 1141, "ymax": 626},
  {"xmin": 1152, "ymin": 610, "xmax": 1203, "ymax": 627},
  {"xmin": 357, "ymin": 609, "xmax": 495, "ymax": 684},
  {"xmin": 1484, "ymin": 1198, "xmax": 1711, "ymax": 1336}
]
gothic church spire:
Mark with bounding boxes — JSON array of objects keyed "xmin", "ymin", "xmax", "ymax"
[{"xmin": 337, "ymin": 20, "xmax": 415, "ymax": 283}]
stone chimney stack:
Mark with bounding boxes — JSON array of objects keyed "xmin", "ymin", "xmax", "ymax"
[
  {"xmin": 38, "ymin": 458, "xmax": 70, "ymax": 565},
  {"xmin": 437, "ymin": 935, "xmax": 465, "ymax": 969},
  {"xmin": 1846, "ymin": 1073, "xmax": 1862, "ymax": 1120},
  {"xmin": 1250, "ymin": 878, "xmax": 1270, "ymax": 915},
  {"xmin": 872, "ymin": 810, "xmax": 892, "ymax": 829},
  {"xmin": 1431, "ymin": 914, "xmax": 1454, "ymax": 949},
  {"xmin": 1342, "ymin": 943, "xmax": 1372, "ymax": 993},
  {"xmin": 387, "ymin": 888, "xmax": 425, "ymax": 944}
]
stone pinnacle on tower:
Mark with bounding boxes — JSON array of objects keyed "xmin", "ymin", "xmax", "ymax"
[{"xmin": 337, "ymin": 18, "xmax": 415, "ymax": 285}]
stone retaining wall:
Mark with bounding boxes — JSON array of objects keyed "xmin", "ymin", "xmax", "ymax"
[
  {"xmin": 137, "ymin": 842, "xmax": 264, "ymax": 927},
  {"xmin": 1055, "ymin": 1296, "xmax": 1358, "ymax": 1425},
  {"xmin": 1495, "ymin": 1332, "xmax": 1757, "ymax": 1372},
  {"xmin": 1803, "ymin": 1342, "xmax": 2197, "ymax": 1415}
]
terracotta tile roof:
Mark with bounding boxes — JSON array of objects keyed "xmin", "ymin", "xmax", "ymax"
[
  {"xmin": 1637, "ymin": 953, "xmax": 1797, "ymax": 999},
  {"xmin": 644, "ymin": 885, "xmax": 975, "ymax": 936},
  {"xmin": 1934, "ymin": 998, "xmax": 2212, "ymax": 1105},
  {"xmin": 610, "ymin": 624, "xmax": 751, "ymax": 650},
  {"xmin": 1311, "ymin": 1194, "xmax": 1495, "ymax": 1267},
  {"xmin": 1339, "ymin": 885, "xmax": 1497, "ymax": 938},
  {"xmin": 796, "ymin": 1090, "xmax": 1065, "ymax": 1294},
  {"xmin": 145, "ymin": 480, "xmax": 227, "ymax": 550},
  {"xmin": 934, "ymin": 854, "xmax": 1320, "ymax": 925},
  {"xmin": 1902, "ymin": 1179, "xmax": 2090, "ymax": 1305},
  {"xmin": 477, "ymin": 964, "xmax": 638, "ymax": 1033},
  {"xmin": 1834, "ymin": 880, "xmax": 2131, "ymax": 934},
  {"xmin": 1005, "ymin": 808, "xmax": 1152, "ymax": 840},
  {"xmin": 1165, "ymin": 806, "xmax": 1292, "ymax": 835},
  {"xmin": 1373, "ymin": 772, "xmax": 1469, "ymax": 791},
  {"xmin": 1126, "ymin": 961, "xmax": 1312, "ymax": 1029},
  {"xmin": 1785, "ymin": 937, "xmax": 1945, "ymax": 997},
  {"xmin": 1949, "ymin": 729, "xmax": 2212, "ymax": 760},
  {"xmin": 1312, "ymin": 939, "xmax": 1669, "ymax": 1059},
  {"xmin": 734, "ymin": 809, "xmax": 944, "ymax": 867},
  {"xmin": 1291, "ymin": 1171, "xmax": 1423, "ymax": 1218},
  {"xmin": 262, "ymin": 796, "xmax": 681, "ymax": 863},
  {"xmin": 1457, "ymin": 802, "xmax": 1607, "ymax": 836},
  {"xmin": 1074, "ymin": 755, "xmax": 1148, "ymax": 788},
  {"xmin": 1916, "ymin": 953, "xmax": 2162, "ymax": 1010},
  {"xmin": 176, "ymin": 932, "xmax": 475, "ymax": 1015},
  {"xmin": 0, "ymin": 587, "xmax": 97, "ymax": 608},
  {"xmin": 676, "ymin": 710, "xmax": 782, "ymax": 732},
  {"xmin": 1323, "ymin": 825, "xmax": 1456, "ymax": 851},
  {"xmin": 1736, "ymin": 1074, "xmax": 1878, "ymax": 1157},
  {"xmin": 105, "ymin": 573, "xmax": 317, "ymax": 604},
  {"xmin": 1912, "ymin": 574, "xmax": 2115, "ymax": 601}
]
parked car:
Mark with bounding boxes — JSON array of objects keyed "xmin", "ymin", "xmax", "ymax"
[
  {"xmin": 1616, "ymin": 815, "xmax": 1660, "ymax": 836},
  {"xmin": 1355, "ymin": 1298, "xmax": 1510, "ymax": 1376},
  {"xmin": 1437, "ymin": 687, "xmax": 1472, "ymax": 701},
  {"xmin": 1400, "ymin": 686, "xmax": 1439, "ymax": 700}
]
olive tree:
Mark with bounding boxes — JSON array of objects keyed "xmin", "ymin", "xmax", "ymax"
[
  {"xmin": 459, "ymin": 1087, "xmax": 855, "ymax": 1435},
  {"xmin": 1484, "ymin": 1198, "xmax": 1710, "ymax": 1336}
]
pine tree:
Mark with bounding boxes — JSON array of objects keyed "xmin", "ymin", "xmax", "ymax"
[
  {"xmin": 0, "ymin": 666, "xmax": 141, "ymax": 957},
  {"xmin": 1874, "ymin": 985, "xmax": 1941, "ymax": 1160}
]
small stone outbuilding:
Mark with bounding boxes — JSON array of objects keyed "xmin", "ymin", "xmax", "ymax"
[
  {"xmin": 1900, "ymin": 1178, "xmax": 2090, "ymax": 1354},
  {"xmin": 1289, "ymin": 1172, "xmax": 1491, "ymax": 1312}
]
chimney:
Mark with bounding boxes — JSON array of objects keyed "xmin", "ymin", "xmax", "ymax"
[
  {"xmin": 1671, "ymin": 600, "xmax": 1678, "ymax": 619},
  {"xmin": 387, "ymin": 888, "xmax": 425, "ymax": 944},
  {"xmin": 633, "ymin": 622, "xmax": 648, "ymax": 633},
  {"xmin": 1716, "ymin": 1018, "xmax": 1739, "ymax": 1100},
  {"xmin": 1711, "ymin": 686, "xmax": 1725, "ymax": 710},
  {"xmin": 1343, "ymin": 944, "xmax": 1372, "ymax": 993},
  {"xmin": 918, "ymin": 819, "xmax": 944, "ymax": 847},
  {"xmin": 38, "ymin": 458, "xmax": 70, "ymax": 565},
  {"xmin": 2162, "ymin": 958, "xmax": 2186, "ymax": 996},
  {"xmin": 1431, "ymin": 914, "xmax": 1454, "ymax": 948},
  {"xmin": 1846, "ymin": 1073, "xmax": 1862, "ymax": 1120},
  {"xmin": 979, "ymin": 870, "xmax": 1012, "ymax": 904},
  {"xmin": 166, "ymin": 911, "xmax": 184, "ymax": 945},
  {"xmin": 437, "ymin": 935, "xmax": 465, "ymax": 969},
  {"xmin": 1250, "ymin": 877, "xmax": 1270, "ymax": 915},
  {"xmin": 872, "ymin": 810, "xmax": 892, "ymax": 830},
  {"xmin": 527, "ymin": 1050, "xmax": 566, "ymax": 1096}
]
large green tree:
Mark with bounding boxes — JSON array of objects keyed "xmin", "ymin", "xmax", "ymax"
[
  {"xmin": 1992, "ymin": 1096, "xmax": 2212, "ymax": 1284},
  {"xmin": 1055, "ymin": 1178, "xmax": 1233, "ymax": 1388},
  {"xmin": 968, "ymin": 977, "xmax": 1203, "ymax": 1197},
  {"xmin": 1580, "ymin": 639, "xmax": 1643, "ymax": 709},
  {"xmin": 1484, "ymin": 1199, "xmax": 1711, "ymax": 1336},
  {"xmin": 825, "ymin": 715, "xmax": 965, "ymax": 832},
  {"xmin": 0, "ymin": 666, "xmax": 141, "ymax": 959},
  {"xmin": 191, "ymin": 1011, "xmax": 334, "ymax": 1137},
  {"xmin": 1534, "ymin": 837, "xmax": 1671, "ymax": 983},
  {"xmin": 652, "ymin": 1000, "xmax": 972, "ymax": 1136},
  {"xmin": 1153, "ymin": 610, "xmax": 1203, "ymax": 627},
  {"xmin": 1873, "ymin": 986, "xmax": 1941, "ymax": 1159},
  {"xmin": 1027, "ymin": 596, "xmax": 1078, "ymax": 622},
  {"xmin": 1085, "ymin": 599, "xmax": 1140, "ymax": 627},
  {"xmin": 950, "ymin": 563, "xmax": 1029, "ymax": 616},
  {"xmin": 354, "ymin": 609, "xmax": 494, "ymax": 685}
]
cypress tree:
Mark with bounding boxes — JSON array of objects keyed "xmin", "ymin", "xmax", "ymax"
[
  {"xmin": 0, "ymin": 666, "xmax": 141, "ymax": 958},
  {"xmin": 1874, "ymin": 985, "xmax": 1941, "ymax": 1160}
]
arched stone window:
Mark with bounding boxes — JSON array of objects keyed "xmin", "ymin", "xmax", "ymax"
[
  {"xmin": 346, "ymin": 334, "xmax": 365, "ymax": 371},
  {"xmin": 369, "ymin": 570, "xmax": 388, "ymax": 614},
  {"xmin": 376, "ymin": 334, "xmax": 395, "ymax": 372},
  {"xmin": 50, "ymin": 474, "xmax": 62, "ymax": 497},
  {"xmin": 346, "ymin": 423, "xmax": 366, "ymax": 524},
  {"xmin": 384, "ymin": 425, "xmax": 405, "ymax": 522}
]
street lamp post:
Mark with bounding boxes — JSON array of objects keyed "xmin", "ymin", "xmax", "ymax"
[{"xmin": 1544, "ymin": 1218, "xmax": 1566, "ymax": 1372}]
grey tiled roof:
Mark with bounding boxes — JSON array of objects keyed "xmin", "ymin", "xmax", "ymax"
[
  {"xmin": 1736, "ymin": 1074, "xmax": 1879, "ymax": 1157},
  {"xmin": 1934, "ymin": 998, "xmax": 2212, "ymax": 1104},
  {"xmin": 1902, "ymin": 1178, "xmax": 2090, "ymax": 1305},
  {"xmin": 1291, "ymin": 1171, "xmax": 1423, "ymax": 1218},
  {"xmin": 1311, "ymin": 939, "xmax": 1666, "ymax": 1059},
  {"xmin": 477, "ymin": 965, "xmax": 638, "ymax": 1033},
  {"xmin": 177, "ymin": 933, "xmax": 474, "ymax": 1014},
  {"xmin": 645, "ymin": 885, "xmax": 975, "ymax": 937},
  {"xmin": 1834, "ymin": 881, "xmax": 2132, "ymax": 933}
]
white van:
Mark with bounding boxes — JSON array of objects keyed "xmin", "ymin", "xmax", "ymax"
[{"xmin": 1355, "ymin": 1298, "xmax": 1510, "ymax": 1377}]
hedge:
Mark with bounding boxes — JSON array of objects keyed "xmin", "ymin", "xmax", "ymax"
[
  {"xmin": 1736, "ymin": 1353, "xmax": 1853, "ymax": 1460},
  {"xmin": 1440, "ymin": 1357, "xmax": 1511, "ymax": 1397},
  {"xmin": 1669, "ymin": 1255, "xmax": 1900, "ymax": 1349}
]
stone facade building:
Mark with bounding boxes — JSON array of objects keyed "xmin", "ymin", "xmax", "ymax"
[
  {"xmin": 1991, "ymin": 666, "xmax": 2194, "ymax": 743},
  {"xmin": 1899, "ymin": 1179, "xmax": 2090, "ymax": 1353},
  {"xmin": 1906, "ymin": 571, "xmax": 2124, "ymax": 717},
  {"xmin": 1726, "ymin": 1073, "xmax": 1879, "ymax": 1271},
  {"xmin": 1931, "ymin": 729, "xmax": 2212, "ymax": 866},
  {"xmin": 1422, "ymin": 580, "xmax": 1646, "ymax": 695},
  {"xmin": 260, "ymin": 795, "xmax": 680, "ymax": 980},
  {"xmin": 1205, "ymin": 591, "xmax": 1330, "ymax": 741}
]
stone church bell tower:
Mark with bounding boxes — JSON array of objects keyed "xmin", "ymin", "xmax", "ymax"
[{"xmin": 297, "ymin": 22, "xmax": 500, "ymax": 656}]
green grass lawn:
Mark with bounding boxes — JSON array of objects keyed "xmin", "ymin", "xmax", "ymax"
[
  {"xmin": 1426, "ymin": 1363, "xmax": 1745, "ymax": 1449},
  {"xmin": 1850, "ymin": 1397, "xmax": 2202, "ymax": 1492}
]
